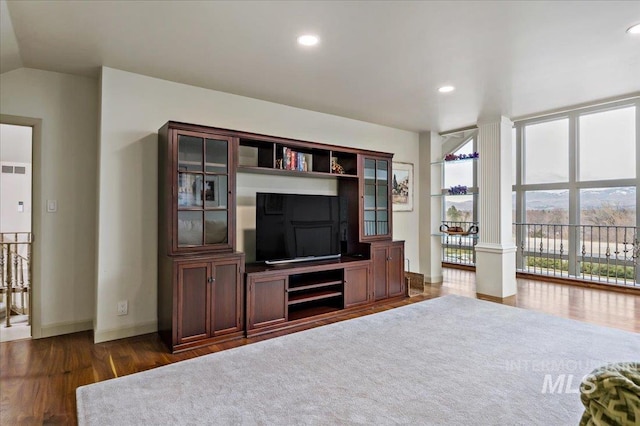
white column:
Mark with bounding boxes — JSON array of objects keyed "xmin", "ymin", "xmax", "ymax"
[
  {"xmin": 475, "ymin": 116, "xmax": 517, "ymax": 299},
  {"xmin": 419, "ymin": 131, "xmax": 442, "ymax": 283}
]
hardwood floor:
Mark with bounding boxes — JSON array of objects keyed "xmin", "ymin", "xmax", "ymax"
[{"xmin": 1, "ymin": 268, "xmax": 638, "ymax": 425}]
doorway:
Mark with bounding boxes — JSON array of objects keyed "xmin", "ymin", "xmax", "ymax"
[{"xmin": 0, "ymin": 123, "xmax": 33, "ymax": 341}]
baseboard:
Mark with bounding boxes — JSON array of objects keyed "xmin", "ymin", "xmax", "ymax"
[
  {"xmin": 93, "ymin": 320, "xmax": 158, "ymax": 343},
  {"xmin": 424, "ymin": 275, "xmax": 443, "ymax": 284},
  {"xmin": 40, "ymin": 319, "xmax": 93, "ymax": 338},
  {"xmin": 476, "ymin": 293, "xmax": 517, "ymax": 304}
]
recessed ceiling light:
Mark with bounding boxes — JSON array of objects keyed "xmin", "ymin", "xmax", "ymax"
[
  {"xmin": 438, "ymin": 85, "xmax": 455, "ymax": 93},
  {"xmin": 297, "ymin": 34, "xmax": 319, "ymax": 46},
  {"xmin": 627, "ymin": 23, "xmax": 640, "ymax": 34}
]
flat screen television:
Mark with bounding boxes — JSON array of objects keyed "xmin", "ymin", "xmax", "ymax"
[{"xmin": 255, "ymin": 193, "xmax": 347, "ymax": 265}]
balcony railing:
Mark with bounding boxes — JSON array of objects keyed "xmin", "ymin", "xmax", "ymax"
[
  {"xmin": 514, "ymin": 223, "xmax": 638, "ymax": 287},
  {"xmin": 439, "ymin": 221, "xmax": 478, "ymax": 267},
  {"xmin": 1, "ymin": 232, "xmax": 32, "ymax": 327},
  {"xmin": 440, "ymin": 222, "xmax": 639, "ymax": 288}
]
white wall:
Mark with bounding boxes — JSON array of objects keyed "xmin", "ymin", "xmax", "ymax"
[
  {"xmin": 0, "ymin": 68, "xmax": 98, "ymax": 337},
  {"xmin": 96, "ymin": 67, "xmax": 419, "ymax": 342}
]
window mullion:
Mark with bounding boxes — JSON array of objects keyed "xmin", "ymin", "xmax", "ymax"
[{"xmin": 568, "ymin": 111, "xmax": 579, "ymax": 276}]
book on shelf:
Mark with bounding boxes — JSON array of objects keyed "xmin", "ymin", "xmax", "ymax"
[{"xmin": 281, "ymin": 147, "xmax": 309, "ymax": 171}]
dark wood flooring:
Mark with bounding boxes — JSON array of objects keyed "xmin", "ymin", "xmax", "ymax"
[{"xmin": 1, "ymin": 269, "xmax": 638, "ymax": 425}]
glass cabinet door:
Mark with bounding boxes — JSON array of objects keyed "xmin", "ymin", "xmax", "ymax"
[
  {"xmin": 176, "ymin": 133, "xmax": 232, "ymax": 250},
  {"xmin": 362, "ymin": 157, "xmax": 390, "ymax": 238}
]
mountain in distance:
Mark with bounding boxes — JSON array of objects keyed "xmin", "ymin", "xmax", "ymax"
[{"xmin": 446, "ymin": 187, "xmax": 636, "ymax": 211}]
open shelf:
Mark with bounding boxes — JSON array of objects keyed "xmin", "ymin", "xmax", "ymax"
[
  {"xmin": 431, "ymin": 188, "xmax": 478, "ymax": 197},
  {"xmin": 433, "ymin": 233, "xmax": 479, "ymax": 238},
  {"xmin": 238, "ymin": 137, "xmax": 358, "ymax": 178},
  {"xmin": 237, "ymin": 165, "xmax": 357, "ymax": 179},
  {"xmin": 330, "ymin": 150, "xmax": 358, "ymax": 176},
  {"xmin": 430, "ymin": 157, "xmax": 479, "ymax": 165},
  {"xmin": 287, "ymin": 280, "xmax": 343, "ymax": 293},
  {"xmin": 288, "ymin": 304, "xmax": 342, "ymax": 321},
  {"xmin": 287, "ymin": 268, "xmax": 343, "ymax": 307},
  {"xmin": 287, "ymin": 290, "xmax": 343, "ymax": 305},
  {"xmin": 289, "ymin": 269, "xmax": 342, "ymax": 288}
]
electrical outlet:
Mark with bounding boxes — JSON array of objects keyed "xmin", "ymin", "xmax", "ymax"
[{"xmin": 117, "ymin": 300, "xmax": 128, "ymax": 316}]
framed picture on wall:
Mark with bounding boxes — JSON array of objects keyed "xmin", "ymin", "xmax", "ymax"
[{"xmin": 392, "ymin": 162, "xmax": 413, "ymax": 212}]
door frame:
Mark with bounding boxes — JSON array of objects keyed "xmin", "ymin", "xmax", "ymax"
[{"xmin": 1, "ymin": 114, "xmax": 41, "ymax": 338}]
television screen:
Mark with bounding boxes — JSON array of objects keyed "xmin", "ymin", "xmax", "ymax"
[{"xmin": 255, "ymin": 193, "xmax": 347, "ymax": 264}]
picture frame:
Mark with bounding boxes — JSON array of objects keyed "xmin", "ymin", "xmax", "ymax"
[
  {"xmin": 392, "ymin": 162, "xmax": 413, "ymax": 212},
  {"xmin": 205, "ymin": 175, "xmax": 220, "ymax": 208}
]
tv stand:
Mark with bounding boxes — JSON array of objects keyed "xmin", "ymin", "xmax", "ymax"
[
  {"xmin": 246, "ymin": 256, "xmax": 379, "ymax": 336},
  {"xmin": 264, "ymin": 254, "xmax": 342, "ymax": 265}
]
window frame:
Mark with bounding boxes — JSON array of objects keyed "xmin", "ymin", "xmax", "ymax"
[{"xmin": 512, "ymin": 97, "xmax": 639, "ymax": 277}]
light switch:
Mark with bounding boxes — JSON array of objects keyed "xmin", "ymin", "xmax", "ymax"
[
  {"xmin": 47, "ymin": 200, "xmax": 57, "ymax": 212},
  {"xmin": 18, "ymin": 201, "xmax": 24, "ymax": 212}
]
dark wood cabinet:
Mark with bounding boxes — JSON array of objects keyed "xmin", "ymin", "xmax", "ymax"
[
  {"xmin": 211, "ymin": 256, "xmax": 244, "ymax": 336},
  {"xmin": 159, "ymin": 120, "xmax": 407, "ymax": 346},
  {"xmin": 246, "ymin": 275, "xmax": 287, "ymax": 330},
  {"xmin": 158, "ymin": 122, "xmax": 236, "ymax": 256},
  {"xmin": 361, "ymin": 155, "xmax": 393, "ymax": 241},
  {"xmin": 371, "ymin": 241, "xmax": 405, "ymax": 301},
  {"xmin": 176, "ymin": 261, "xmax": 211, "ymax": 344},
  {"xmin": 158, "ymin": 121, "xmax": 245, "ymax": 353},
  {"xmin": 245, "ymin": 259, "xmax": 372, "ymax": 336},
  {"xmin": 338, "ymin": 153, "xmax": 394, "ymax": 255},
  {"xmin": 387, "ymin": 243, "xmax": 405, "ymax": 297},
  {"xmin": 159, "ymin": 253, "xmax": 244, "ymax": 352},
  {"xmin": 344, "ymin": 264, "xmax": 370, "ymax": 308}
]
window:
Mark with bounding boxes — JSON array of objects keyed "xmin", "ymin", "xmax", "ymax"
[
  {"xmin": 580, "ymin": 187, "xmax": 636, "ymax": 227},
  {"xmin": 579, "ymin": 106, "xmax": 636, "ymax": 181},
  {"xmin": 524, "ymin": 119, "xmax": 569, "ymax": 184},
  {"xmin": 443, "ymin": 140, "xmax": 475, "ymax": 223},
  {"xmin": 525, "ymin": 190, "xmax": 569, "ymax": 225},
  {"xmin": 443, "ymin": 141, "xmax": 474, "ymax": 188},
  {"xmin": 513, "ymin": 98, "xmax": 638, "ymax": 286},
  {"xmin": 445, "ymin": 195, "xmax": 474, "ymax": 222}
]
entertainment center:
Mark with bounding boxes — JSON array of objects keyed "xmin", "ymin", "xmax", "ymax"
[{"xmin": 158, "ymin": 121, "xmax": 406, "ymax": 352}]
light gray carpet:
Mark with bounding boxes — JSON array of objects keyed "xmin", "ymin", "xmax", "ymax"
[{"xmin": 76, "ymin": 295, "xmax": 640, "ymax": 425}]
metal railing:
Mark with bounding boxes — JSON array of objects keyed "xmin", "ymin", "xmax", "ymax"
[
  {"xmin": 439, "ymin": 221, "xmax": 478, "ymax": 267},
  {"xmin": 1, "ymin": 232, "xmax": 33, "ymax": 327},
  {"xmin": 514, "ymin": 223, "xmax": 638, "ymax": 287},
  {"xmin": 440, "ymin": 222, "xmax": 639, "ymax": 287}
]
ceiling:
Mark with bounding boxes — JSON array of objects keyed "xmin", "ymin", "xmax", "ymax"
[{"xmin": 1, "ymin": 0, "xmax": 639, "ymax": 132}]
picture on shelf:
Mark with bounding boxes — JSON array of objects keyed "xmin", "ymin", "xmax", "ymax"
[
  {"xmin": 178, "ymin": 173, "xmax": 202, "ymax": 207},
  {"xmin": 205, "ymin": 180, "xmax": 215, "ymax": 202},
  {"xmin": 392, "ymin": 162, "xmax": 413, "ymax": 211},
  {"xmin": 205, "ymin": 176, "xmax": 221, "ymax": 208}
]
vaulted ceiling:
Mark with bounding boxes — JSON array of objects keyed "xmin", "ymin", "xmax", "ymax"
[{"xmin": 1, "ymin": 0, "xmax": 639, "ymax": 132}]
